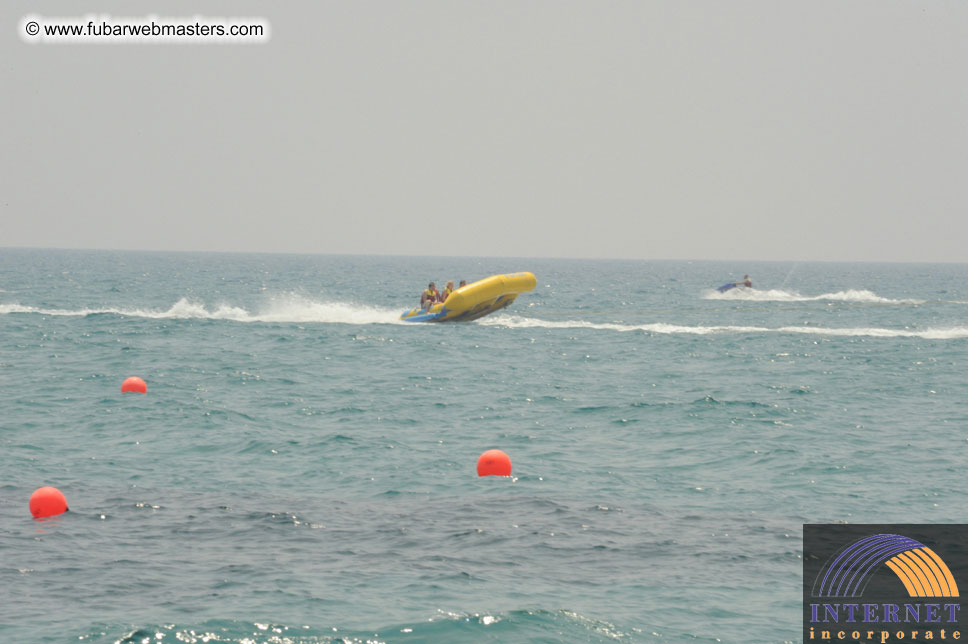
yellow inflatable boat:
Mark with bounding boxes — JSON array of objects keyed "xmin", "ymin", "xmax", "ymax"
[{"xmin": 400, "ymin": 272, "xmax": 537, "ymax": 322}]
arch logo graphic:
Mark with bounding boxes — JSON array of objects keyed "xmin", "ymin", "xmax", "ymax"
[{"xmin": 804, "ymin": 525, "xmax": 966, "ymax": 643}]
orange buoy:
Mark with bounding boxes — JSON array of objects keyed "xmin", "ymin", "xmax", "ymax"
[
  {"xmin": 29, "ymin": 486, "xmax": 68, "ymax": 518},
  {"xmin": 121, "ymin": 376, "xmax": 147, "ymax": 394},
  {"xmin": 477, "ymin": 449, "xmax": 512, "ymax": 477}
]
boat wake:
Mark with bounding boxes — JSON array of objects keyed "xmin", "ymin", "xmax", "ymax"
[
  {"xmin": 5, "ymin": 295, "xmax": 968, "ymax": 338},
  {"xmin": 0, "ymin": 295, "xmax": 403, "ymax": 325},
  {"xmin": 704, "ymin": 288, "xmax": 925, "ymax": 305},
  {"xmin": 480, "ymin": 314, "xmax": 968, "ymax": 340}
]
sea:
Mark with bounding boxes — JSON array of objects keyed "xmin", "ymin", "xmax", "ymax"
[{"xmin": 2, "ymin": 248, "xmax": 967, "ymax": 644}]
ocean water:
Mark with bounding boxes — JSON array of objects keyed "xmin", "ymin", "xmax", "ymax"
[{"xmin": 2, "ymin": 249, "xmax": 967, "ymax": 644}]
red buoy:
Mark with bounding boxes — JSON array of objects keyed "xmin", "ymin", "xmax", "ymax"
[
  {"xmin": 477, "ymin": 449, "xmax": 512, "ymax": 477},
  {"xmin": 30, "ymin": 486, "xmax": 68, "ymax": 518},
  {"xmin": 121, "ymin": 376, "xmax": 147, "ymax": 394}
]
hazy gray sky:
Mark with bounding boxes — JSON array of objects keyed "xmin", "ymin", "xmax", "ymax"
[{"xmin": 4, "ymin": 1, "xmax": 967, "ymax": 262}]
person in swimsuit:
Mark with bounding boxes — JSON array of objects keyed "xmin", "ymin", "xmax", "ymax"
[
  {"xmin": 420, "ymin": 282, "xmax": 440, "ymax": 309},
  {"xmin": 441, "ymin": 281, "xmax": 456, "ymax": 302}
]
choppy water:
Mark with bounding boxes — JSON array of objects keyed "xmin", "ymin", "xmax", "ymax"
[{"xmin": 2, "ymin": 249, "xmax": 967, "ymax": 643}]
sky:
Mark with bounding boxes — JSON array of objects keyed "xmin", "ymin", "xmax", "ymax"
[{"xmin": 3, "ymin": 1, "xmax": 967, "ymax": 262}]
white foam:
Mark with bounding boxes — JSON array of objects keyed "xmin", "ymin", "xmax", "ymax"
[
  {"xmin": 480, "ymin": 314, "xmax": 968, "ymax": 340},
  {"xmin": 704, "ymin": 288, "xmax": 924, "ymax": 305},
  {"xmin": 0, "ymin": 295, "xmax": 403, "ymax": 325},
  {"xmin": 5, "ymin": 298, "xmax": 968, "ymax": 338}
]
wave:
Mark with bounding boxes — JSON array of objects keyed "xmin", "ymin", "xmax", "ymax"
[
  {"xmin": 481, "ymin": 314, "xmax": 968, "ymax": 340},
  {"xmin": 100, "ymin": 609, "xmax": 633, "ymax": 644},
  {"xmin": 5, "ymin": 297, "xmax": 967, "ymax": 339},
  {"xmin": 0, "ymin": 295, "xmax": 402, "ymax": 325},
  {"xmin": 704, "ymin": 288, "xmax": 925, "ymax": 304}
]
